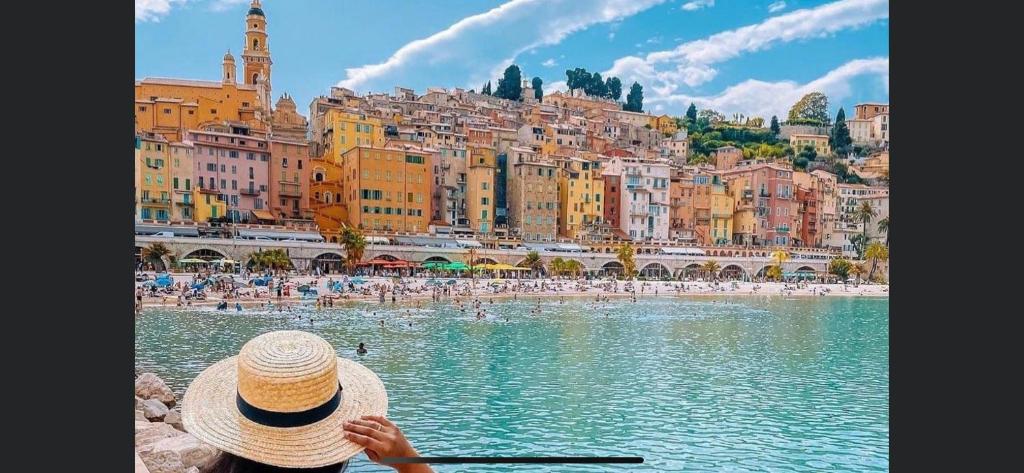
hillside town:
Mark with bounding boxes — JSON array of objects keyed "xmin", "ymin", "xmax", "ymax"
[{"xmin": 135, "ymin": 1, "xmax": 889, "ymax": 266}]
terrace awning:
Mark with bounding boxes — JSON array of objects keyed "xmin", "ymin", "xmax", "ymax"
[
  {"xmin": 456, "ymin": 239, "xmax": 483, "ymax": 248},
  {"xmin": 136, "ymin": 225, "xmax": 199, "ymax": 237},
  {"xmin": 251, "ymin": 210, "xmax": 277, "ymax": 221},
  {"xmin": 236, "ymin": 229, "xmax": 325, "ymax": 241}
]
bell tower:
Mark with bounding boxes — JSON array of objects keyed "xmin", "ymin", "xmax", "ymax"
[
  {"xmin": 222, "ymin": 50, "xmax": 236, "ymax": 85},
  {"xmin": 242, "ymin": 0, "xmax": 272, "ymax": 89}
]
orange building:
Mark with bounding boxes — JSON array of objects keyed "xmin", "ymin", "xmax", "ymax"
[
  {"xmin": 134, "ymin": 1, "xmax": 273, "ymax": 141},
  {"xmin": 342, "ymin": 146, "xmax": 431, "ymax": 233}
]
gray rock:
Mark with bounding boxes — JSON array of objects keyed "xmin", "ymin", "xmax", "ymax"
[
  {"xmin": 184, "ymin": 468, "xmax": 200, "ymax": 473},
  {"xmin": 164, "ymin": 409, "xmax": 184, "ymax": 432},
  {"xmin": 135, "ymin": 421, "xmax": 181, "ymax": 448},
  {"xmin": 136, "ymin": 373, "xmax": 177, "ymax": 407},
  {"xmin": 138, "ymin": 433, "xmax": 218, "ymax": 473},
  {"xmin": 141, "ymin": 398, "xmax": 170, "ymax": 422},
  {"xmin": 136, "ymin": 409, "xmax": 148, "ymax": 422}
]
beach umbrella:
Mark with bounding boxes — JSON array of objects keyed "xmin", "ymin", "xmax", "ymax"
[
  {"xmin": 350, "ymin": 277, "xmax": 368, "ymax": 284},
  {"xmin": 446, "ymin": 279, "xmax": 457, "ymax": 285}
]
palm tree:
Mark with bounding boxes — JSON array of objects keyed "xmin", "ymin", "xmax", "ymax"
[
  {"xmin": 765, "ymin": 265, "xmax": 783, "ymax": 281},
  {"xmin": 550, "ymin": 257, "xmax": 565, "ymax": 279},
  {"xmin": 565, "ymin": 260, "xmax": 583, "ymax": 278},
  {"xmin": 702, "ymin": 260, "xmax": 721, "ymax": 281},
  {"xmin": 854, "ymin": 201, "xmax": 878, "ymax": 243},
  {"xmin": 465, "ymin": 247, "xmax": 479, "ymax": 284},
  {"xmin": 247, "ymin": 249, "xmax": 293, "ymax": 275},
  {"xmin": 850, "ymin": 263, "xmax": 866, "ymax": 286},
  {"xmin": 141, "ymin": 243, "xmax": 173, "ymax": 272},
  {"xmin": 339, "ymin": 227, "xmax": 366, "ymax": 275},
  {"xmin": 520, "ymin": 250, "xmax": 544, "ymax": 278},
  {"xmin": 865, "ymin": 242, "xmax": 889, "ymax": 282},
  {"xmin": 877, "ymin": 216, "xmax": 889, "ymax": 246},
  {"xmin": 850, "ymin": 233, "xmax": 870, "ymax": 260},
  {"xmin": 616, "ymin": 243, "xmax": 637, "ymax": 280},
  {"xmin": 828, "ymin": 257, "xmax": 852, "ymax": 281}
]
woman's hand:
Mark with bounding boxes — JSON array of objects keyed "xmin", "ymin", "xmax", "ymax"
[{"xmin": 344, "ymin": 415, "xmax": 433, "ymax": 473}]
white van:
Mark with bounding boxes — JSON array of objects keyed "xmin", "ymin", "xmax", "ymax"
[{"xmin": 152, "ymin": 231, "xmax": 175, "ymax": 238}]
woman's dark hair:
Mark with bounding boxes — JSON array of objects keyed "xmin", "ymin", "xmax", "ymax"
[{"xmin": 202, "ymin": 452, "xmax": 348, "ymax": 473}]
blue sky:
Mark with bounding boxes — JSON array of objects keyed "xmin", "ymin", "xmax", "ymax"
[{"xmin": 136, "ymin": 0, "xmax": 888, "ymax": 120}]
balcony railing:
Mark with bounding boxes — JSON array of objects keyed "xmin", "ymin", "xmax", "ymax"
[
  {"xmin": 279, "ymin": 183, "xmax": 301, "ymax": 197},
  {"xmin": 240, "ymin": 188, "xmax": 261, "ymax": 196},
  {"xmin": 144, "ymin": 197, "xmax": 171, "ymax": 205}
]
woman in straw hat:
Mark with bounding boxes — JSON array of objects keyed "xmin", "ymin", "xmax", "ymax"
[{"xmin": 182, "ymin": 330, "xmax": 433, "ymax": 473}]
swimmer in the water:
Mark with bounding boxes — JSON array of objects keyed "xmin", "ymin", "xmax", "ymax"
[{"xmin": 356, "ymin": 342, "xmax": 367, "ymax": 355}]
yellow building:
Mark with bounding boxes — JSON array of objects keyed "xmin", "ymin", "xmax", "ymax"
[
  {"xmin": 342, "ymin": 146, "xmax": 430, "ymax": 233},
  {"xmin": 558, "ymin": 157, "xmax": 605, "ymax": 239},
  {"xmin": 134, "ymin": 1, "xmax": 273, "ymax": 141},
  {"xmin": 651, "ymin": 114, "xmax": 679, "ymax": 135},
  {"xmin": 709, "ymin": 176, "xmax": 734, "ymax": 244},
  {"xmin": 135, "ymin": 138, "xmax": 142, "ymax": 221},
  {"xmin": 467, "ymin": 145, "xmax": 497, "ymax": 234},
  {"xmin": 725, "ymin": 175, "xmax": 756, "ymax": 246},
  {"xmin": 169, "ymin": 142, "xmax": 195, "ymax": 221},
  {"xmin": 137, "ymin": 133, "xmax": 173, "ymax": 222},
  {"xmin": 194, "ymin": 188, "xmax": 227, "ymax": 221},
  {"xmin": 320, "ymin": 110, "xmax": 385, "ymax": 164},
  {"xmin": 789, "ymin": 134, "xmax": 831, "ymax": 156}
]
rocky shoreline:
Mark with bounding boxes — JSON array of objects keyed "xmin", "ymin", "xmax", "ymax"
[{"xmin": 135, "ymin": 371, "xmax": 218, "ymax": 473}]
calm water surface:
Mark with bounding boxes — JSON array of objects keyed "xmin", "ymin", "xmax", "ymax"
[{"xmin": 136, "ymin": 296, "xmax": 889, "ymax": 472}]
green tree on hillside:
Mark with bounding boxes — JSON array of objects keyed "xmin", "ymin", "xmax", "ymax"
[
  {"xmin": 606, "ymin": 77, "xmax": 622, "ymax": 101},
  {"xmin": 686, "ymin": 103, "xmax": 698, "ymax": 125},
  {"xmin": 787, "ymin": 92, "xmax": 830, "ymax": 125},
  {"xmin": 624, "ymin": 82, "xmax": 644, "ymax": 112},
  {"xmin": 531, "ymin": 77, "xmax": 543, "ymax": 101},
  {"xmin": 831, "ymin": 107, "xmax": 853, "ymax": 156},
  {"xmin": 494, "ymin": 65, "xmax": 523, "ymax": 101},
  {"xmin": 482, "ymin": 81, "xmax": 492, "ymax": 95},
  {"xmin": 770, "ymin": 115, "xmax": 781, "ymax": 136}
]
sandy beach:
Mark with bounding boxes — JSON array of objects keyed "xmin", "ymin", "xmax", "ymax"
[{"xmin": 136, "ymin": 272, "xmax": 889, "ymax": 309}]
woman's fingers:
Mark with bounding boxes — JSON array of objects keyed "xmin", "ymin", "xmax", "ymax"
[
  {"xmin": 362, "ymin": 415, "xmax": 396, "ymax": 429},
  {"xmin": 343, "ymin": 431, "xmax": 387, "ymax": 451},
  {"xmin": 348, "ymin": 418, "xmax": 389, "ymax": 433},
  {"xmin": 344, "ymin": 421, "xmax": 388, "ymax": 440}
]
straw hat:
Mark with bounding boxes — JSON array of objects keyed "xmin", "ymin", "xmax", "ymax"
[{"xmin": 181, "ymin": 331, "xmax": 388, "ymax": 468}]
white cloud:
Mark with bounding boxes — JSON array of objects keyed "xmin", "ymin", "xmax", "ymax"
[
  {"xmin": 542, "ymin": 58, "xmax": 558, "ymax": 67},
  {"xmin": 338, "ymin": 0, "xmax": 668, "ymax": 92},
  {"xmin": 210, "ymin": 0, "xmax": 248, "ymax": 12},
  {"xmin": 647, "ymin": 57, "xmax": 889, "ymax": 118},
  {"xmin": 768, "ymin": 1, "xmax": 787, "ymax": 13},
  {"xmin": 605, "ymin": 0, "xmax": 889, "ymax": 97},
  {"xmin": 546, "ymin": 81, "xmax": 569, "ymax": 93},
  {"xmin": 135, "ymin": 0, "xmax": 189, "ymax": 22},
  {"xmin": 136, "ymin": 0, "xmax": 252, "ymax": 22},
  {"xmin": 681, "ymin": 0, "xmax": 715, "ymax": 11}
]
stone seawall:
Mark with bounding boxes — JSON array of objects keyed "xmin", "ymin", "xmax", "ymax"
[{"xmin": 135, "ymin": 372, "xmax": 218, "ymax": 473}]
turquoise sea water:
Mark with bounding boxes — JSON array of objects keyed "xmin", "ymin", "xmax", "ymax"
[{"xmin": 135, "ymin": 296, "xmax": 889, "ymax": 472}]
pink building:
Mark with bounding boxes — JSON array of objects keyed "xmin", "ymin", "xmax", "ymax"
[
  {"xmin": 721, "ymin": 163, "xmax": 798, "ymax": 246},
  {"xmin": 189, "ymin": 124, "xmax": 271, "ymax": 223}
]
